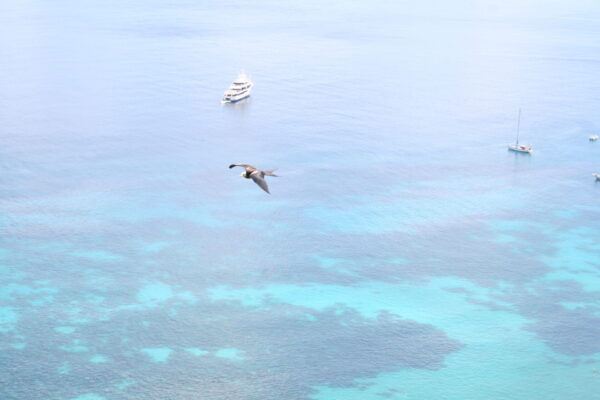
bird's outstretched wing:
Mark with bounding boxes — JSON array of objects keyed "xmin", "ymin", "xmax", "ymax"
[
  {"xmin": 229, "ymin": 163, "xmax": 254, "ymax": 170},
  {"xmin": 250, "ymin": 172, "xmax": 270, "ymax": 194}
]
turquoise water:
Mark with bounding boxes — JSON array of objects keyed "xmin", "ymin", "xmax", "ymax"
[{"xmin": 1, "ymin": 0, "xmax": 600, "ymax": 399}]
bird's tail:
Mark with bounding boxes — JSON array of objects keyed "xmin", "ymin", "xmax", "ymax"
[{"xmin": 264, "ymin": 169, "xmax": 279, "ymax": 177}]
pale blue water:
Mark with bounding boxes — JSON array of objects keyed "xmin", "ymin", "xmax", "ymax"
[{"xmin": 1, "ymin": 1, "xmax": 600, "ymax": 399}]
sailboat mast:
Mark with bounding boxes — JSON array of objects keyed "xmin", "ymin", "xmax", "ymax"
[{"xmin": 516, "ymin": 108, "xmax": 521, "ymax": 145}]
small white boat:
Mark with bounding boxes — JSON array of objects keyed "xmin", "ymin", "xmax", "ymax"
[
  {"xmin": 508, "ymin": 144, "xmax": 533, "ymax": 153},
  {"xmin": 221, "ymin": 72, "xmax": 253, "ymax": 104},
  {"xmin": 589, "ymin": 135, "xmax": 598, "ymax": 141},
  {"xmin": 508, "ymin": 109, "xmax": 532, "ymax": 153},
  {"xmin": 593, "ymin": 173, "xmax": 600, "ymax": 181}
]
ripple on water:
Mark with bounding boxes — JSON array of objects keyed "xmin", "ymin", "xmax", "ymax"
[
  {"xmin": 0, "ymin": 307, "xmax": 18, "ymax": 332},
  {"xmin": 55, "ymin": 326, "xmax": 77, "ymax": 334},
  {"xmin": 185, "ymin": 347, "xmax": 209, "ymax": 356},
  {"xmin": 215, "ymin": 348, "xmax": 246, "ymax": 360},
  {"xmin": 134, "ymin": 282, "xmax": 197, "ymax": 307},
  {"xmin": 90, "ymin": 354, "xmax": 109, "ymax": 363},
  {"xmin": 58, "ymin": 362, "xmax": 70, "ymax": 375},
  {"xmin": 69, "ymin": 394, "xmax": 106, "ymax": 400},
  {"xmin": 136, "ymin": 282, "xmax": 173, "ymax": 304},
  {"xmin": 59, "ymin": 339, "xmax": 89, "ymax": 353},
  {"xmin": 115, "ymin": 379, "xmax": 136, "ymax": 391},
  {"xmin": 140, "ymin": 347, "xmax": 173, "ymax": 362},
  {"xmin": 72, "ymin": 250, "xmax": 123, "ymax": 262}
]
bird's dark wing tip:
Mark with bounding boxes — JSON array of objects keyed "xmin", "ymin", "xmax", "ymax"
[{"xmin": 228, "ymin": 164, "xmax": 236, "ymax": 169}]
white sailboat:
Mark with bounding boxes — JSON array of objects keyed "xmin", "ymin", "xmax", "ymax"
[{"xmin": 508, "ymin": 109, "xmax": 532, "ymax": 153}]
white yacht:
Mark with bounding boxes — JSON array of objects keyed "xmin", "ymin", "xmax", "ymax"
[
  {"xmin": 589, "ymin": 135, "xmax": 598, "ymax": 141},
  {"xmin": 508, "ymin": 109, "xmax": 532, "ymax": 154},
  {"xmin": 221, "ymin": 72, "xmax": 253, "ymax": 104}
]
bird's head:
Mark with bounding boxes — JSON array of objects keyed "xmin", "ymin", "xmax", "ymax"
[{"xmin": 241, "ymin": 171, "xmax": 250, "ymax": 179}]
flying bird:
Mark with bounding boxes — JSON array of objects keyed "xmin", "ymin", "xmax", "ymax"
[{"xmin": 229, "ymin": 164, "xmax": 279, "ymax": 194}]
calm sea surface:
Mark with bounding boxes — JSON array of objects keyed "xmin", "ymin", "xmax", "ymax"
[{"xmin": 1, "ymin": 1, "xmax": 600, "ymax": 399}]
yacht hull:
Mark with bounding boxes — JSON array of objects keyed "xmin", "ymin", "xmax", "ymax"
[{"xmin": 221, "ymin": 94, "xmax": 250, "ymax": 104}]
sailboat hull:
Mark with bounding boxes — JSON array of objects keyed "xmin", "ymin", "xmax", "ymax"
[{"xmin": 508, "ymin": 145, "xmax": 532, "ymax": 153}]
